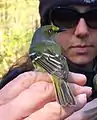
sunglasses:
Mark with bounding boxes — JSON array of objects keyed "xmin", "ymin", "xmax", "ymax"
[{"xmin": 49, "ymin": 7, "xmax": 97, "ymax": 29}]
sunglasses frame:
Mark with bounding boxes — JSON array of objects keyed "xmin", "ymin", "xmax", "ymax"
[{"xmin": 49, "ymin": 6, "xmax": 97, "ymax": 29}]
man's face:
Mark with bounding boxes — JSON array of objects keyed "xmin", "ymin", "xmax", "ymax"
[{"xmin": 50, "ymin": 6, "xmax": 97, "ymax": 65}]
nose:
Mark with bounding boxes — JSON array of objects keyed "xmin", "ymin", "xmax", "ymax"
[{"xmin": 74, "ymin": 18, "xmax": 89, "ymax": 38}]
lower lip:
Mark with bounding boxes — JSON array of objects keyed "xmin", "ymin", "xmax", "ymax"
[{"xmin": 72, "ymin": 47, "xmax": 92, "ymax": 53}]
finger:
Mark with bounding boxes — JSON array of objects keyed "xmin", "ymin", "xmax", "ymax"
[
  {"xmin": 0, "ymin": 71, "xmax": 51, "ymax": 105},
  {"xmin": 68, "ymin": 72, "xmax": 87, "ymax": 85},
  {"xmin": 24, "ymin": 94, "xmax": 87, "ymax": 120},
  {"xmin": 74, "ymin": 94, "xmax": 87, "ymax": 111},
  {"xmin": 69, "ymin": 83, "xmax": 92, "ymax": 97},
  {"xmin": 0, "ymin": 81, "xmax": 55, "ymax": 120},
  {"xmin": 66, "ymin": 106, "xmax": 97, "ymax": 120},
  {"xmin": 65, "ymin": 96, "xmax": 97, "ymax": 120},
  {"xmin": 65, "ymin": 94, "xmax": 88, "ymax": 120},
  {"xmin": 23, "ymin": 102, "xmax": 73, "ymax": 120}
]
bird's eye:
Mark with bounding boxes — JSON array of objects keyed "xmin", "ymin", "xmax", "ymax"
[{"xmin": 48, "ymin": 29, "xmax": 53, "ymax": 34}]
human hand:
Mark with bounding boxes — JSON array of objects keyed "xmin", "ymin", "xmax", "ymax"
[
  {"xmin": 0, "ymin": 71, "xmax": 92, "ymax": 120},
  {"xmin": 65, "ymin": 98, "xmax": 97, "ymax": 120}
]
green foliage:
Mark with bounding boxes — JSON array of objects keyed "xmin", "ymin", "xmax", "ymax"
[{"xmin": 0, "ymin": 0, "xmax": 40, "ymax": 77}]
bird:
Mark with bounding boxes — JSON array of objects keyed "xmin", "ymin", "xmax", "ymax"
[{"xmin": 29, "ymin": 25, "xmax": 76, "ymax": 106}]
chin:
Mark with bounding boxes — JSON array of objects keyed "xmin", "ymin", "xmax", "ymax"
[{"xmin": 69, "ymin": 57, "xmax": 94, "ymax": 65}]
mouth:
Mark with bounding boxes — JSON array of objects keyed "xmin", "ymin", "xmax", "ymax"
[
  {"xmin": 69, "ymin": 45, "xmax": 94, "ymax": 53},
  {"xmin": 70, "ymin": 44, "xmax": 94, "ymax": 48}
]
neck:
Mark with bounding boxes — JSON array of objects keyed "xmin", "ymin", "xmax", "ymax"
[
  {"xmin": 76, "ymin": 61, "xmax": 94, "ymax": 70},
  {"xmin": 67, "ymin": 58, "xmax": 96, "ymax": 72}
]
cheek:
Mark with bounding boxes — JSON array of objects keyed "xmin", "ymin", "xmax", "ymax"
[
  {"xmin": 90, "ymin": 32, "xmax": 97, "ymax": 51},
  {"xmin": 56, "ymin": 32, "xmax": 71, "ymax": 49}
]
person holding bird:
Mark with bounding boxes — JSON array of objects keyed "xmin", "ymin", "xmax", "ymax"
[{"xmin": 1, "ymin": 0, "xmax": 97, "ymax": 119}]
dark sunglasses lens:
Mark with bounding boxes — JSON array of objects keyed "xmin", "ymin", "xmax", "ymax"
[
  {"xmin": 50, "ymin": 8, "xmax": 79, "ymax": 29},
  {"xmin": 85, "ymin": 9, "xmax": 97, "ymax": 29}
]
